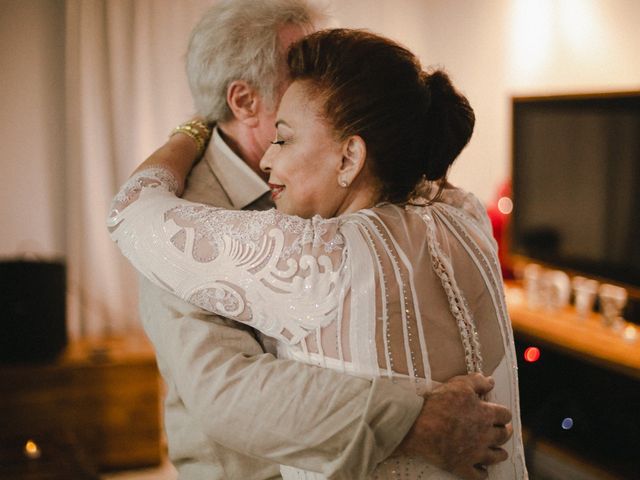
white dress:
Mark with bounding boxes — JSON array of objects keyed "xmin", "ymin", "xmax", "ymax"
[{"xmin": 108, "ymin": 167, "xmax": 528, "ymax": 479}]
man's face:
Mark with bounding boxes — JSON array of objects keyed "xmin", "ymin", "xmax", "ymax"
[{"xmin": 254, "ymin": 23, "xmax": 309, "ymax": 157}]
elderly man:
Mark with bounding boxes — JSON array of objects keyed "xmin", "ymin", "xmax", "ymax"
[{"xmin": 138, "ymin": 1, "xmax": 512, "ymax": 479}]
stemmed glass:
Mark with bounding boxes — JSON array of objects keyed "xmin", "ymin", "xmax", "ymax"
[{"xmin": 598, "ymin": 283, "xmax": 628, "ymax": 330}]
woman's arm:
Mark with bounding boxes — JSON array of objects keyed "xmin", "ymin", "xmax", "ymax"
[
  {"xmin": 108, "ymin": 164, "xmax": 348, "ymax": 346},
  {"xmin": 132, "ymin": 119, "xmax": 211, "ymax": 196}
]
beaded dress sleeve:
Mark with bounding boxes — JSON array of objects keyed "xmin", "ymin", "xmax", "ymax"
[{"xmin": 108, "ymin": 167, "xmax": 349, "ymax": 347}]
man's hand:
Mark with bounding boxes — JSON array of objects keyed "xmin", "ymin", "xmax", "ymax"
[{"xmin": 397, "ymin": 373, "xmax": 513, "ymax": 480}]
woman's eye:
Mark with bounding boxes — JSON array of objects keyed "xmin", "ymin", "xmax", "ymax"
[{"xmin": 270, "ymin": 140, "xmax": 285, "ymax": 146}]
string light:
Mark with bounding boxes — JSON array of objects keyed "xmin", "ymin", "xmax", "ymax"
[{"xmin": 561, "ymin": 417, "xmax": 574, "ymax": 430}]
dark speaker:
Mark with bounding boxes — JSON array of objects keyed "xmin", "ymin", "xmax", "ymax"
[{"xmin": 0, "ymin": 260, "xmax": 67, "ymax": 363}]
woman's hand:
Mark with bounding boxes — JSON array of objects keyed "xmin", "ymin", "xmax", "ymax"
[{"xmin": 132, "ymin": 118, "xmax": 212, "ymax": 196}]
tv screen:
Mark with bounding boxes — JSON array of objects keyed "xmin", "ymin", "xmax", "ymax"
[{"xmin": 511, "ymin": 92, "xmax": 640, "ymax": 289}]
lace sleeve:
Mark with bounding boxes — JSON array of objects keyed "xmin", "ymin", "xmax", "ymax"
[
  {"xmin": 107, "ymin": 167, "xmax": 180, "ymax": 221},
  {"xmin": 107, "ymin": 167, "xmax": 348, "ymax": 345}
]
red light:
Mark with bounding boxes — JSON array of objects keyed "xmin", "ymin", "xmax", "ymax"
[{"xmin": 524, "ymin": 347, "xmax": 541, "ymax": 363}]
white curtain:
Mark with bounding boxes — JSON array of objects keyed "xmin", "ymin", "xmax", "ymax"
[{"xmin": 64, "ymin": 0, "xmax": 212, "ymax": 338}]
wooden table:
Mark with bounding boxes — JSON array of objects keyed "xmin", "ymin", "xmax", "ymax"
[
  {"xmin": 0, "ymin": 335, "xmax": 162, "ymax": 474},
  {"xmin": 506, "ymin": 284, "xmax": 640, "ymax": 479},
  {"xmin": 505, "ymin": 284, "xmax": 640, "ymax": 379}
]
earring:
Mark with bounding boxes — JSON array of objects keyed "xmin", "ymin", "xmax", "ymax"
[{"xmin": 339, "ymin": 178, "xmax": 349, "ymax": 188}]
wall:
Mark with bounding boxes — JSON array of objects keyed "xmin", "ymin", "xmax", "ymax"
[
  {"xmin": 0, "ymin": 0, "xmax": 66, "ymax": 258},
  {"xmin": 332, "ymin": 0, "xmax": 640, "ymax": 202},
  {"xmin": 1, "ymin": 0, "xmax": 640, "ymax": 260}
]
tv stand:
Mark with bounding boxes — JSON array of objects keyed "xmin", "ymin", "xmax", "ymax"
[
  {"xmin": 506, "ymin": 283, "xmax": 639, "ymax": 479},
  {"xmin": 506, "ymin": 283, "xmax": 639, "ymax": 378}
]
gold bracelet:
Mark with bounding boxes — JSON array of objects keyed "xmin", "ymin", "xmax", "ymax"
[
  {"xmin": 170, "ymin": 120, "xmax": 213, "ymax": 156},
  {"xmin": 189, "ymin": 119, "xmax": 212, "ymax": 135}
]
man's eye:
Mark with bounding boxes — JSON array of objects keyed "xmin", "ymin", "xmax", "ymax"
[{"xmin": 270, "ymin": 140, "xmax": 285, "ymax": 146}]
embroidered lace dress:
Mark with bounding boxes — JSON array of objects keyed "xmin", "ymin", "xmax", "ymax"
[{"xmin": 108, "ymin": 167, "xmax": 527, "ymax": 479}]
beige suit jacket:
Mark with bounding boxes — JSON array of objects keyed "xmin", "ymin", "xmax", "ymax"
[{"xmin": 138, "ymin": 131, "xmax": 423, "ymax": 479}]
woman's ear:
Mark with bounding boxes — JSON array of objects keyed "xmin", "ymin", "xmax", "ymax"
[
  {"xmin": 227, "ymin": 80, "xmax": 260, "ymax": 127},
  {"xmin": 338, "ymin": 135, "xmax": 367, "ymax": 186}
]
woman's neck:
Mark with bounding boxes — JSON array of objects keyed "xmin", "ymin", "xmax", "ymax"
[{"xmin": 335, "ymin": 178, "xmax": 382, "ymax": 216}]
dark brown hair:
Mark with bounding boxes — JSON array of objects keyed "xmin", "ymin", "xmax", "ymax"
[{"xmin": 287, "ymin": 28, "xmax": 475, "ymax": 203}]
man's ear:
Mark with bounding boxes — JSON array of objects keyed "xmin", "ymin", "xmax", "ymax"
[
  {"xmin": 227, "ymin": 80, "xmax": 260, "ymax": 127},
  {"xmin": 338, "ymin": 135, "xmax": 367, "ymax": 186}
]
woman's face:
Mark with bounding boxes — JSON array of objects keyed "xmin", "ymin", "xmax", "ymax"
[{"xmin": 260, "ymin": 81, "xmax": 345, "ymax": 218}]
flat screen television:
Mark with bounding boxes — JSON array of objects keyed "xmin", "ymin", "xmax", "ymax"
[{"xmin": 510, "ymin": 91, "xmax": 640, "ymax": 294}]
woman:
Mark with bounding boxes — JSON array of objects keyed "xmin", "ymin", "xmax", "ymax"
[{"xmin": 108, "ymin": 29, "xmax": 527, "ymax": 479}]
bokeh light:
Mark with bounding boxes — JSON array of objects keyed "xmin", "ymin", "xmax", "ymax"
[
  {"xmin": 561, "ymin": 417, "xmax": 574, "ymax": 430},
  {"xmin": 24, "ymin": 439, "xmax": 41, "ymax": 459},
  {"xmin": 623, "ymin": 325, "xmax": 637, "ymax": 342},
  {"xmin": 497, "ymin": 196, "xmax": 513, "ymax": 215},
  {"xmin": 524, "ymin": 346, "xmax": 541, "ymax": 362}
]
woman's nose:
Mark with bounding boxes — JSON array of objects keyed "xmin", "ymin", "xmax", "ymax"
[{"xmin": 260, "ymin": 144, "xmax": 275, "ymax": 173}]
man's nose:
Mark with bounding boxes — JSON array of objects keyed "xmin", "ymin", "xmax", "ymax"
[{"xmin": 260, "ymin": 144, "xmax": 275, "ymax": 173}]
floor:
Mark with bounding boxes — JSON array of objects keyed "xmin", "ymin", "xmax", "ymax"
[{"xmin": 101, "ymin": 460, "xmax": 177, "ymax": 480}]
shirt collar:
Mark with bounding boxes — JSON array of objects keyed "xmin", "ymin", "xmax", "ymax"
[{"xmin": 207, "ymin": 127, "xmax": 270, "ymax": 209}]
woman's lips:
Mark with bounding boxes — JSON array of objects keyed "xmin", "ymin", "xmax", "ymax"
[{"xmin": 268, "ymin": 183, "xmax": 285, "ymax": 200}]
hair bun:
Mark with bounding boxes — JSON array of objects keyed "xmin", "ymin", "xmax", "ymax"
[
  {"xmin": 420, "ymin": 69, "xmax": 475, "ymax": 181},
  {"xmin": 423, "ymin": 70, "xmax": 451, "ymax": 95}
]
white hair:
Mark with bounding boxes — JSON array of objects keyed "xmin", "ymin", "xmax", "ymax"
[{"xmin": 186, "ymin": 0, "xmax": 326, "ymax": 122}]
